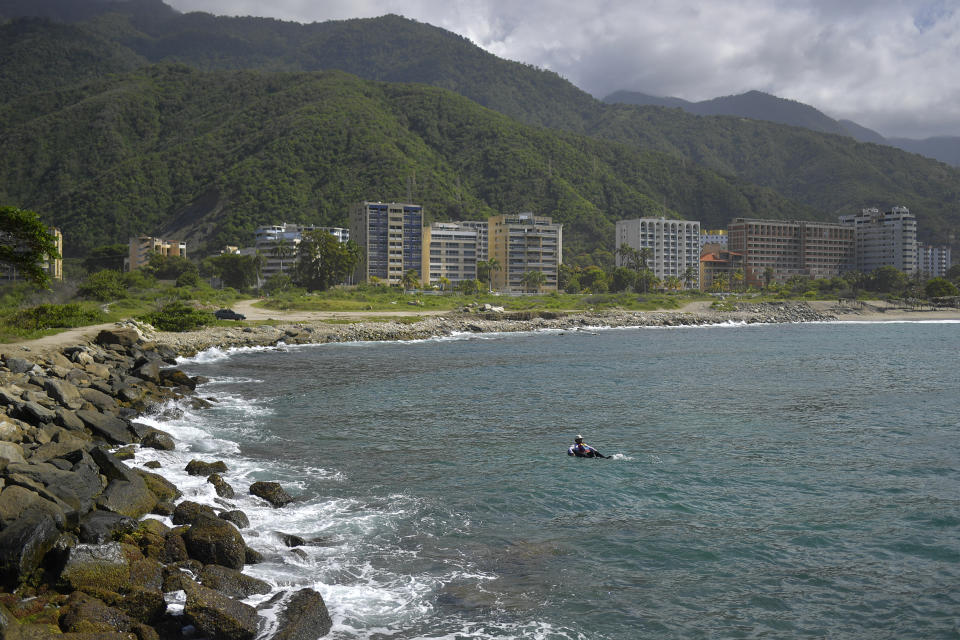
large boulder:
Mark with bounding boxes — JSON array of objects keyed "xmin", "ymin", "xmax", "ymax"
[
  {"xmin": 4, "ymin": 357, "xmax": 36, "ymax": 374},
  {"xmin": 184, "ymin": 581, "xmax": 260, "ymax": 640},
  {"xmin": 0, "ymin": 441, "xmax": 26, "ymax": 464},
  {"xmin": 249, "ymin": 481, "xmax": 293, "ymax": 508},
  {"xmin": 207, "ymin": 473, "xmax": 235, "ymax": 498},
  {"xmin": 218, "ymin": 510, "xmax": 250, "ymax": 530},
  {"xmin": 198, "ymin": 564, "xmax": 271, "ymax": 598},
  {"xmin": 97, "ymin": 477, "xmax": 158, "ymax": 519},
  {"xmin": 4, "ymin": 460, "xmax": 101, "ymax": 522},
  {"xmin": 43, "ymin": 378, "xmax": 84, "ymax": 410},
  {"xmin": 78, "ymin": 510, "xmax": 137, "ymax": 544},
  {"xmin": 95, "ymin": 328, "xmax": 140, "ymax": 348},
  {"xmin": 57, "ymin": 590, "xmax": 135, "ymax": 634},
  {"xmin": 0, "ymin": 506, "xmax": 61, "ymax": 589},
  {"xmin": 58, "ymin": 542, "xmax": 131, "ymax": 592},
  {"xmin": 269, "ymin": 588, "xmax": 333, "ymax": 640},
  {"xmin": 182, "ymin": 515, "xmax": 247, "ymax": 570},
  {"xmin": 133, "ymin": 469, "xmax": 181, "ymax": 503},
  {"xmin": 76, "ymin": 410, "xmax": 134, "ymax": 444},
  {"xmin": 78, "ymin": 387, "xmax": 118, "ymax": 412},
  {"xmin": 185, "ymin": 459, "xmax": 228, "ymax": 476},
  {"xmin": 159, "ymin": 368, "xmax": 196, "ymax": 390},
  {"xmin": 140, "ymin": 430, "xmax": 175, "ymax": 451},
  {"xmin": 172, "ymin": 500, "xmax": 218, "ymax": 526},
  {"xmin": 15, "ymin": 400, "xmax": 56, "ymax": 424}
]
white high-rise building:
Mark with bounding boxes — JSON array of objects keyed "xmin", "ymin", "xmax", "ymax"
[
  {"xmin": 616, "ymin": 217, "xmax": 701, "ymax": 288},
  {"xmin": 917, "ymin": 243, "xmax": 951, "ymax": 278},
  {"xmin": 839, "ymin": 207, "xmax": 917, "ymax": 275},
  {"xmin": 254, "ymin": 223, "xmax": 349, "ymax": 279}
]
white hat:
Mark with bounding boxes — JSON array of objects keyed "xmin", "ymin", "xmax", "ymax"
[{"xmin": 575, "ymin": 434, "xmax": 583, "ymax": 440}]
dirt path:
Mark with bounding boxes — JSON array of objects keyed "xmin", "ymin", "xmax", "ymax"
[{"xmin": 230, "ymin": 299, "xmax": 452, "ymax": 321}]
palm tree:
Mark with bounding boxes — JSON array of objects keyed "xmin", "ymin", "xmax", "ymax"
[
  {"xmin": 521, "ymin": 269, "xmax": 547, "ymax": 293},
  {"xmin": 666, "ymin": 276, "xmax": 682, "ymax": 291},
  {"xmin": 683, "ymin": 265, "xmax": 698, "ymax": 290},
  {"xmin": 617, "ymin": 245, "xmax": 654, "ymax": 293},
  {"xmin": 437, "ymin": 276, "xmax": 450, "ymax": 292},
  {"xmin": 486, "ymin": 257, "xmax": 501, "ymax": 292},
  {"xmin": 733, "ymin": 268, "xmax": 745, "ymax": 292},
  {"xmin": 763, "ymin": 266, "xmax": 775, "ymax": 289},
  {"xmin": 401, "ymin": 269, "xmax": 420, "ymax": 291},
  {"xmin": 271, "ymin": 239, "xmax": 295, "ymax": 275}
]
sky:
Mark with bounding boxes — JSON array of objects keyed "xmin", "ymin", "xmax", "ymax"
[{"xmin": 163, "ymin": 0, "xmax": 960, "ymax": 139}]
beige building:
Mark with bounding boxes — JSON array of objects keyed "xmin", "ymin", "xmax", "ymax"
[
  {"xmin": 457, "ymin": 221, "xmax": 490, "ymax": 261},
  {"xmin": 0, "ymin": 227, "xmax": 62, "ymax": 283},
  {"xmin": 488, "ymin": 213, "xmax": 562, "ymax": 292},
  {"xmin": 128, "ymin": 236, "xmax": 186, "ymax": 271},
  {"xmin": 727, "ymin": 218, "xmax": 854, "ymax": 287},
  {"xmin": 838, "ymin": 206, "xmax": 917, "ymax": 275},
  {"xmin": 422, "ymin": 223, "xmax": 478, "ymax": 286}
]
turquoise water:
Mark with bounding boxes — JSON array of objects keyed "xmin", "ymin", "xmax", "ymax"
[{"xmin": 138, "ymin": 321, "xmax": 960, "ymax": 638}]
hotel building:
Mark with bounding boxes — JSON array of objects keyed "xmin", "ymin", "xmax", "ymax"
[
  {"xmin": 727, "ymin": 218, "xmax": 854, "ymax": 287},
  {"xmin": 838, "ymin": 206, "xmax": 917, "ymax": 275},
  {"xmin": 616, "ymin": 217, "xmax": 701, "ymax": 288},
  {"xmin": 488, "ymin": 213, "xmax": 562, "ymax": 292},
  {"xmin": 350, "ymin": 202, "xmax": 423, "ymax": 285}
]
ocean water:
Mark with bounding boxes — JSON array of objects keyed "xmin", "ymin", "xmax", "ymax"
[{"xmin": 131, "ymin": 321, "xmax": 960, "ymax": 639}]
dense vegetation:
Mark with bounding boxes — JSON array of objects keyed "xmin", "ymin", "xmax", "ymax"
[{"xmin": 1, "ymin": 3, "xmax": 958, "ymax": 260}]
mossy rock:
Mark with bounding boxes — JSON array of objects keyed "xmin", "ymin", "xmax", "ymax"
[
  {"xmin": 58, "ymin": 543, "xmax": 130, "ymax": 593},
  {"xmin": 134, "ymin": 469, "xmax": 181, "ymax": 503}
]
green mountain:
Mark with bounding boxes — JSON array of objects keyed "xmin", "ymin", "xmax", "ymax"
[{"xmin": 2, "ymin": 1, "xmax": 959, "ymax": 258}]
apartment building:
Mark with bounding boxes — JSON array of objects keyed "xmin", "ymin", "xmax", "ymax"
[
  {"xmin": 0, "ymin": 227, "xmax": 62, "ymax": 283},
  {"xmin": 616, "ymin": 217, "xmax": 701, "ymax": 288},
  {"xmin": 128, "ymin": 236, "xmax": 186, "ymax": 271},
  {"xmin": 488, "ymin": 213, "xmax": 562, "ymax": 292},
  {"xmin": 350, "ymin": 202, "xmax": 423, "ymax": 285},
  {"xmin": 700, "ymin": 249, "xmax": 743, "ymax": 291},
  {"xmin": 422, "ymin": 223, "xmax": 479, "ymax": 286},
  {"xmin": 254, "ymin": 223, "xmax": 349, "ymax": 279},
  {"xmin": 700, "ymin": 229, "xmax": 728, "ymax": 249},
  {"xmin": 727, "ymin": 218, "xmax": 854, "ymax": 287},
  {"xmin": 457, "ymin": 221, "xmax": 490, "ymax": 261},
  {"xmin": 917, "ymin": 242, "xmax": 951, "ymax": 278},
  {"xmin": 838, "ymin": 206, "xmax": 917, "ymax": 275}
]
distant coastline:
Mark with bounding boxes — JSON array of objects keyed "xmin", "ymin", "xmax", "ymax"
[{"xmin": 5, "ymin": 300, "xmax": 960, "ymax": 362}]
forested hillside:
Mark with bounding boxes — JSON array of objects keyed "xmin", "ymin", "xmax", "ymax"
[
  {"xmin": 0, "ymin": 66, "xmax": 807, "ymax": 257},
  {"xmin": 1, "ymin": 0, "xmax": 958, "ymax": 257}
]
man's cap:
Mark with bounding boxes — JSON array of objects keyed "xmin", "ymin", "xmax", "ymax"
[{"xmin": 575, "ymin": 434, "xmax": 583, "ymax": 440}]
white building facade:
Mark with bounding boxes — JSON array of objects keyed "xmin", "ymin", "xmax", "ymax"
[
  {"xmin": 616, "ymin": 217, "xmax": 701, "ymax": 288},
  {"xmin": 838, "ymin": 206, "xmax": 917, "ymax": 275},
  {"xmin": 917, "ymin": 243, "xmax": 951, "ymax": 278},
  {"xmin": 254, "ymin": 224, "xmax": 349, "ymax": 279}
]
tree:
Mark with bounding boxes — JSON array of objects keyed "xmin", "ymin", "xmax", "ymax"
[
  {"xmin": 946, "ymin": 264, "xmax": 960, "ymax": 283},
  {"xmin": 203, "ymin": 253, "xmax": 261, "ymax": 290},
  {"xmin": 871, "ymin": 266, "xmax": 908, "ymax": 294},
  {"xmin": 0, "ymin": 206, "xmax": 61, "ymax": 288},
  {"xmin": 521, "ymin": 269, "xmax": 547, "ymax": 293},
  {"xmin": 456, "ymin": 278, "xmax": 480, "ymax": 295},
  {"xmin": 143, "ymin": 252, "xmax": 197, "ymax": 280},
  {"xmin": 579, "ymin": 265, "xmax": 608, "ymax": 292},
  {"xmin": 83, "ymin": 243, "xmax": 127, "ymax": 273},
  {"xmin": 271, "ymin": 239, "xmax": 296, "ymax": 275},
  {"xmin": 665, "ymin": 275, "xmax": 682, "ymax": 291},
  {"xmin": 293, "ymin": 231, "xmax": 361, "ymax": 291},
  {"xmin": 609, "ymin": 266, "xmax": 636, "ymax": 292},
  {"xmin": 78, "ymin": 270, "xmax": 126, "ymax": 301},
  {"xmin": 732, "ymin": 268, "xmax": 745, "ymax": 292},
  {"xmin": 925, "ymin": 277, "xmax": 959, "ymax": 298},
  {"xmin": 478, "ymin": 258, "xmax": 501, "ymax": 291},
  {"xmin": 711, "ymin": 273, "xmax": 729, "ymax": 293},
  {"xmin": 683, "ymin": 265, "xmax": 698, "ymax": 290},
  {"xmin": 437, "ymin": 276, "xmax": 451, "ymax": 292},
  {"xmin": 763, "ymin": 266, "xmax": 775, "ymax": 289}
]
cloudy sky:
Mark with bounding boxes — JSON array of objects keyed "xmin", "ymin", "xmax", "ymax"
[{"xmin": 163, "ymin": 0, "xmax": 959, "ymax": 139}]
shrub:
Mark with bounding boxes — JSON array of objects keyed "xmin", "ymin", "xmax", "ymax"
[
  {"xmin": 78, "ymin": 270, "xmax": 126, "ymax": 301},
  {"xmin": 176, "ymin": 270, "xmax": 200, "ymax": 287},
  {"xmin": 138, "ymin": 302, "xmax": 213, "ymax": 332},
  {"xmin": 8, "ymin": 303, "xmax": 106, "ymax": 330}
]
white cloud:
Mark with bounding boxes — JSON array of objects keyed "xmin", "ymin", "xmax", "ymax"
[{"xmin": 164, "ymin": 0, "xmax": 960, "ymax": 138}]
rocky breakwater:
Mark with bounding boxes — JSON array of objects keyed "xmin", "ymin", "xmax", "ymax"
[{"xmin": 0, "ymin": 327, "xmax": 331, "ymax": 640}]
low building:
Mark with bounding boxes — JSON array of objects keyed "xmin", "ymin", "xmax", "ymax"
[
  {"xmin": 727, "ymin": 218, "xmax": 854, "ymax": 287},
  {"xmin": 616, "ymin": 217, "xmax": 701, "ymax": 288},
  {"xmin": 917, "ymin": 243, "xmax": 951, "ymax": 278},
  {"xmin": 488, "ymin": 213, "xmax": 562, "ymax": 292},
  {"xmin": 700, "ymin": 229, "xmax": 728, "ymax": 249},
  {"xmin": 0, "ymin": 227, "xmax": 62, "ymax": 283},
  {"xmin": 422, "ymin": 223, "xmax": 478, "ymax": 287},
  {"xmin": 700, "ymin": 249, "xmax": 743, "ymax": 291},
  {"xmin": 128, "ymin": 236, "xmax": 186, "ymax": 271},
  {"xmin": 254, "ymin": 224, "xmax": 349, "ymax": 280}
]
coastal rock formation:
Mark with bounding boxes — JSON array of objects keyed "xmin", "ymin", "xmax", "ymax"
[{"xmin": 249, "ymin": 481, "xmax": 294, "ymax": 507}]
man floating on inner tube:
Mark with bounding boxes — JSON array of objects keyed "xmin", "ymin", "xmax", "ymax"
[{"xmin": 567, "ymin": 434, "xmax": 609, "ymax": 458}]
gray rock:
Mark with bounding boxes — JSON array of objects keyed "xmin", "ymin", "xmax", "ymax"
[
  {"xmin": 0, "ymin": 386, "xmax": 22, "ymax": 405},
  {"xmin": 198, "ymin": 564, "xmax": 271, "ymax": 598},
  {"xmin": 269, "ymin": 588, "xmax": 333, "ymax": 640},
  {"xmin": 182, "ymin": 514, "xmax": 247, "ymax": 570},
  {"xmin": 84, "ymin": 362, "xmax": 112, "ymax": 379},
  {"xmin": 186, "ymin": 459, "xmax": 228, "ymax": 476},
  {"xmin": 0, "ymin": 441, "xmax": 25, "ymax": 464},
  {"xmin": 219, "ymin": 510, "xmax": 250, "ymax": 529},
  {"xmin": 43, "ymin": 378, "xmax": 84, "ymax": 410},
  {"xmin": 78, "ymin": 510, "xmax": 137, "ymax": 543},
  {"xmin": 76, "ymin": 409, "xmax": 133, "ymax": 444},
  {"xmin": 133, "ymin": 360, "xmax": 161, "ymax": 383},
  {"xmin": 141, "ymin": 430, "xmax": 176, "ymax": 451},
  {"xmin": 5, "ymin": 459, "xmax": 101, "ymax": 521},
  {"xmin": 95, "ymin": 327, "xmax": 140, "ymax": 347},
  {"xmin": 184, "ymin": 581, "xmax": 260, "ymax": 640},
  {"xmin": 59, "ymin": 542, "xmax": 131, "ymax": 592},
  {"xmin": 249, "ymin": 481, "xmax": 293, "ymax": 507},
  {"xmin": 208, "ymin": 473, "xmax": 235, "ymax": 498},
  {"xmin": 16, "ymin": 400, "xmax": 56, "ymax": 424},
  {"xmin": 79, "ymin": 387, "xmax": 118, "ymax": 412},
  {"xmin": 4, "ymin": 357, "xmax": 36, "ymax": 374},
  {"xmin": 0, "ymin": 506, "xmax": 60, "ymax": 589},
  {"xmin": 97, "ymin": 476, "xmax": 158, "ymax": 518},
  {"xmin": 172, "ymin": 500, "xmax": 219, "ymax": 526},
  {"xmin": 55, "ymin": 407, "xmax": 86, "ymax": 430}
]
